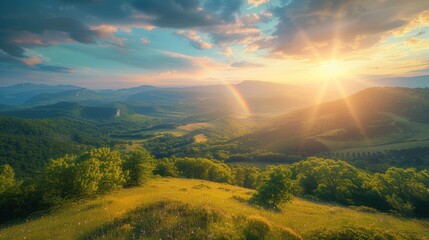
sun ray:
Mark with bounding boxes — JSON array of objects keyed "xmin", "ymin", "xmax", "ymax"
[
  {"xmin": 295, "ymin": 2, "xmax": 371, "ymax": 147},
  {"xmin": 332, "ymin": 78, "xmax": 370, "ymax": 142}
]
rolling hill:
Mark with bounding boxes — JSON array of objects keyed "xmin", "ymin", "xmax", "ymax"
[
  {"xmin": 0, "ymin": 81, "xmax": 342, "ymax": 116},
  {"xmin": 0, "ymin": 178, "xmax": 427, "ymax": 239},
  {"xmin": 1, "ymin": 102, "xmax": 120, "ymax": 120},
  {"xmin": 26, "ymin": 88, "xmax": 108, "ymax": 105},
  {"xmin": 0, "ymin": 83, "xmax": 81, "ymax": 105},
  {"xmin": 242, "ymin": 87, "xmax": 429, "ymax": 156}
]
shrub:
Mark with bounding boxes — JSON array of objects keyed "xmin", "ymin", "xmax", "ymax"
[
  {"xmin": 278, "ymin": 226, "xmax": 303, "ymax": 240},
  {"xmin": 154, "ymin": 158, "xmax": 178, "ymax": 177},
  {"xmin": 123, "ymin": 149, "xmax": 155, "ymax": 186},
  {"xmin": 243, "ymin": 215, "xmax": 272, "ymax": 240},
  {"xmin": 251, "ymin": 166, "xmax": 292, "ymax": 209},
  {"xmin": 175, "ymin": 158, "xmax": 233, "ymax": 183},
  {"xmin": 43, "ymin": 148, "xmax": 126, "ymax": 199},
  {"xmin": 87, "ymin": 201, "xmax": 224, "ymax": 240}
]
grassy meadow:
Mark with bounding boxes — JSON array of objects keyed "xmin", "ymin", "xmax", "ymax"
[{"xmin": 1, "ymin": 178, "xmax": 428, "ymax": 239}]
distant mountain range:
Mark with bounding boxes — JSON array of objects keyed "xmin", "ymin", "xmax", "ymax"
[
  {"xmin": 0, "ymin": 80, "xmax": 343, "ymax": 116},
  {"xmin": 2, "ymin": 76, "xmax": 429, "ymax": 120},
  {"xmin": 0, "ymin": 83, "xmax": 81, "ymax": 105},
  {"xmin": 2, "ymin": 75, "xmax": 429, "ymax": 105}
]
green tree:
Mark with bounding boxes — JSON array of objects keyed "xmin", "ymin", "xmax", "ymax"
[
  {"xmin": 74, "ymin": 158, "xmax": 102, "ymax": 197},
  {"xmin": 291, "ymin": 158, "xmax": 365, "ymax": 204},
  {"xmin": 154, "ymin": 158, "xmax": 178, "ymax": 177},
  {"xmin": 123, "ymin": 149, "xmax": 155, "ymax": 186},
  {"xmin": 43, "ymin": 155, "xmax": 77, "ymax": 200},
  {"xmin": 43, "ymin": 148, "xmax": 127, "ymax": 200},
  {"xmin": 251, "ymin": 166, "xmax": 292, "ymax": 209},
  {"xmin": 80, "ymin": 148, "xmax": 126, "ymax": 193},
  {"xmin": 0, "ymin": 164, "xmax": 17, "ymax": 194},
  {"xmin": 372, "ymin": 167, "xmax": 429, "ymax": 217}
]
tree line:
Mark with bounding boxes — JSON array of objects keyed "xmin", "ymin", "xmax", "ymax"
[{"xmin": 1, "ymin": 149, "xmax": 428, "ymax": 225}]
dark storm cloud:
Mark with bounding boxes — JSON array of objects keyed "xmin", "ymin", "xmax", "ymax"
[{"xmin": 267, "ymin": 0, "xmax": 429, "ymax": 58}]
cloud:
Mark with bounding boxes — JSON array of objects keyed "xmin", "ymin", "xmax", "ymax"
[
  {"xmin": 0, "ymin": 0, "xmax": 245, "ymax": 62},
  {"xmin": 231, "ymin": 61, "xmax": 264, "ymax": 68},
  {"xmin": 36, "ymin": 65, "xmax": 76, "ymax": 73},
  {"xmin": 219, "ymin": 47, "xmax": 233, "ymax": 57},
  {"xmin": 175, "ymin": 30, "xmax": 213, "ymax": 50},
  {"xmin": 267, "ymin": 0, "xmax": 429, "ymax": 59},
  {"xmin": 406, "ymin": 37, "xmax": 429, "ymax": 49},
  {"xmin": 247, "ymin": 0, "xmax": 268, "ymax": 8},
  {"xmin": 22, "ymin": 57, "xmax": 42, "ymax": 66},
  {"xmin": 131, "ymin": 0, "xmax": 242, "ymax": 28},
  {"xmin": 140, "ymin": 37, "xmax": 151, "ymax": 45}
]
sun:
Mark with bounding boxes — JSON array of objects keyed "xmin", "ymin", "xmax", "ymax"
[{"xmin": 318, "ymin": 60, "xmax": 348, "ymax": 80}]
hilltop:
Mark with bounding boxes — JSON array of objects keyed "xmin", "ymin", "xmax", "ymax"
[{"xmin": 0, "ymin": 178, "xmax": 427, "ymax": 239}]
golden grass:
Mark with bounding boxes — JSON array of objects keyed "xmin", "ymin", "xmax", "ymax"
[
  {"xmin": 0, "ymin": 178, "xmax": 428, "ymax": 239},
  {"xmin": 177, "ymin": 122, "xmax": 212, "ymax": 131},
  {"xmin": 194, "ymin": 133, "xmax": 208, "ymax": 143}
]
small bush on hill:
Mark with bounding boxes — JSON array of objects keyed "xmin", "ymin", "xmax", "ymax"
[
  {"xmin": 243, "ymin": 215, "xmax": 272, "ymax": 240},
  {"xmin": 86, "ymin": 201, "xmax": 226, "ymax": 240},
  {"xmin": 277, "ymin": 226, "xmax": 303, "ymax": 240},
  {"xmin": 251, "ymin": 166, "xmax": 292, "ymax": 209}
]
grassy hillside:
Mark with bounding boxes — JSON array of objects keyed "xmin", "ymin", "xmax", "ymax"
[
  {"xmin": 1, "ymin": 178, "xmax": 427, "ymax": 239},
  {"xmin": 239, "ymin": 88, "xmax": 429, "ymax": 164}
]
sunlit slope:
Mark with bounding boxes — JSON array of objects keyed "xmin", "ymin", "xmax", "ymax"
[
  {"xmin": 0, "ymin": 178, "xmax": 428, "ymax": 239},
  {"xmin": 244, "ymin": 87, "xmax": 429, "ymax": 154}
]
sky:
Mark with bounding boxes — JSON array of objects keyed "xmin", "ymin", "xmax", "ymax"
[{"xmin": 1, "ymin": 0, "xmax": 429, "ymax": 88}]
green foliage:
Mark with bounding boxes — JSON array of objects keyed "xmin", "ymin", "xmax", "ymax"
[
  {"xmin": 251, "ymin": 166, "xmax": 292, "ymax": 209},
  {"xmin": 154, "ymin": 158, "xmax": 178, "ymax": 177},
  {"xmin": 372, "ymin": 167, "xmax": 429, "ymax": 217},
  {"xmin": 0, "ymin": 164, "xmax": 17, "ymax": 194},
  {"xmin": 243, "ymin": 215, "xmax": 272, "ymax": 240},
  {"xmin": 122, "ymin": 149, "xmax": 155, "ymax": 186},
  {"xmin": 290, "ymin": 158, "xmax": 429, "ymax": 217},
  {"xmin": 43, "ymin": 155, "xmax": 79, "ymax": 200},
  {"xmin": 43, "ymin": 148, "xmax": 126, "ymax": 200},
  {"xmin": 0, "ymin": 165, "xmax": 49, "ymax": 223},
  {"xmin": 175, "ymin": 157, "xmax": 234, "ymax": 184},
  {"xmin": 83, "ymin": 148, "xmax": 127, "ymax": 193},
  {"xmin": 291, "ymin": 158, "xmax": 366, "ymax": 205},
  {"xmin": 0, "ymin": 116, "xmax": 113, "ymax": 177},
  {"xmin": 231, "ymin": 165, "xmax": 260, "ymax": 189}
]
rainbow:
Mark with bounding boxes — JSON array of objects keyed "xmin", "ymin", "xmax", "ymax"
[{"xmin": 223, "ymin": 81, "xmax": 251, "ymax": 116}]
